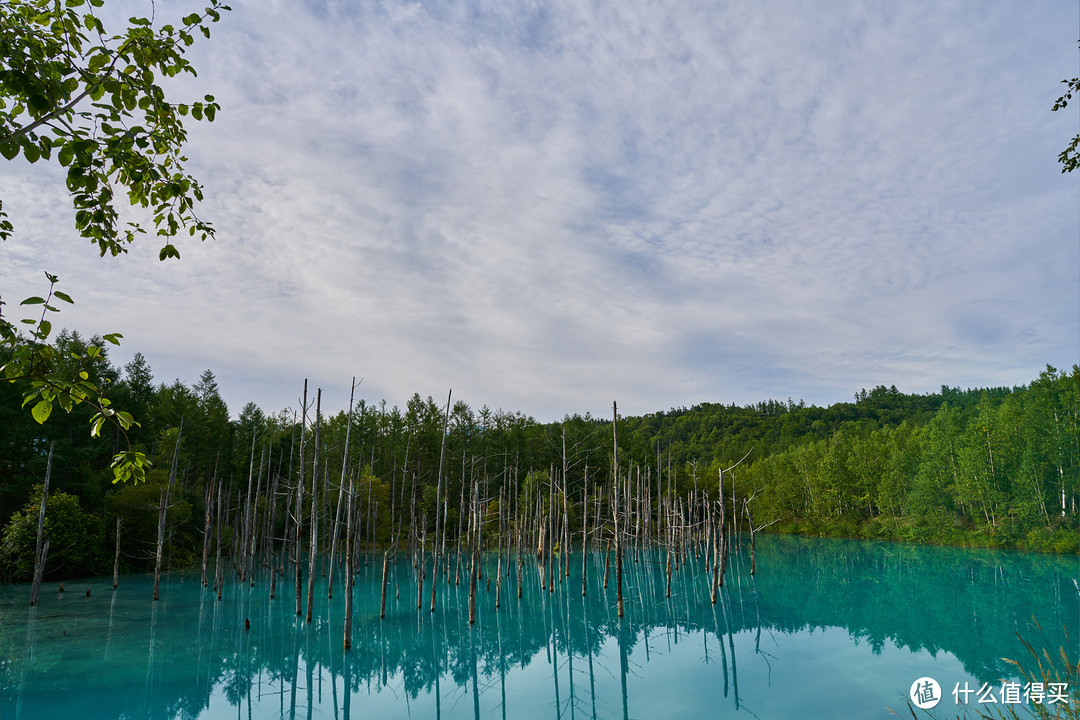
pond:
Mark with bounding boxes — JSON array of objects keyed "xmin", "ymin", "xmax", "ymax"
[{"xmin": 1, "ymin": 535, "xmax": 1076, "ymax": 720}]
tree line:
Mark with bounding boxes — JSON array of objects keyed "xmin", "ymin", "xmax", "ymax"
[{"xmin": 1, "ymin": 331, "xmax": 1076, "ymax": 584}]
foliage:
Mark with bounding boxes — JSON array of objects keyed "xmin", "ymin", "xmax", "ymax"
[
  {"xmin": 737, "ymin": 366, "xmax": 1079, "ymax": 552},
  {"xmin": 0, "ymin": 340, "xmax": 1076, "ymax": 583},
  {"xmin": 1052, "ymin": 42, "xmax": 1080, "ymax": 173},
  {"xmin": 0, "ymin": 485, "xmax": 104, "ymax": 581},
  {"xmin": 1, "ymin": 0, "xmax": 229, "ymax": 481},
  {"xmin": 0, "ymin": 274, "xmax": 147, "ymax": 483},
  {"xmin": 0, "ymin": 0, "xmax": 229, "ymax": 255}
]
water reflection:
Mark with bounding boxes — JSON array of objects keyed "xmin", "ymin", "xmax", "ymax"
[{"xmin": 1, "ymin": 536, "xmax": 1075, "ymax": 720}]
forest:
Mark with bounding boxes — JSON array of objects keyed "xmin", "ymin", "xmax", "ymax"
[{"xmin": 1, "ymin": 329, "xmax": 1077, "ymax": 584}]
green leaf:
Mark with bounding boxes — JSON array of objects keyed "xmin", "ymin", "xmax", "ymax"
[
  {"xmin": 0, "ymin": 142, "xmax": 19, "ymax": 161},
  {"xmin": 37, "ymin": 319, "xmax": 51, "ymax": 338},
  {"xmin": 23, "ymin": 144, "xmax": 40, "ymax": 164},
  {"xmin": 53, "ymin": 290, "xmax": 75, "ymax": 304},
  {"xmin": 31, "ymin": 400, "xmax": 53, "ymax": 425},
  {"xmin": 58, "ymin": 143, "xmax": 75, "ymax": 167},
  {"xmin": 20, "ymin": 297, "xmax": 46, "ymax": 305},
  {"xmin": 102, "ymin": 333, "xmax": 123, "ymax": 345},
  {"xmin": 88, "ymin": 52, "xmax": 109, "ymax": 73}
]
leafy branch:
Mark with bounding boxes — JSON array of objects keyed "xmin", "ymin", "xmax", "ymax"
[
  {"xmin": 1051, "ymin": 42, "xmax": 1080, "ymax": 173},
  {"xmin": 0, "ymin": 0, "xmax": 230, "ymax": 257},
  {"xmin": 0, "ymin": 273, "xmax": 151, "ymax": 483}
]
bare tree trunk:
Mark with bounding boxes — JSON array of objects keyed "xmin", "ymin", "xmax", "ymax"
[
  {"xmin": 468, "ymin": 480, "xmax": 478, "ymax": 624},
  {"xmin": 612, "ymin": 402, "xmax": 624, "ymax": 618},
  {"xmin": 344, "ymin": 475, "xmax": 356, "ymax": 647},
  {"xmin": 455, "ymin": 481, "xmax": 465, "ymax": 585},
  {"xmin": 329, "ymin": 378, "xmax": 358, "ymax": 599},
  {"xmin": 215, "ymin": 477, "xmax": 224, "ymax": 601},
  {"xmin": 296, "ymin": 386, "xmax": 308, "ymax": 618},
  {"xmin": 201, "ymin": 476, "xmax": 214, "ymax": 587},
  {"xmin": 29, "ymin": 441, "xmax": 54, "ymax": 606},
  {"xmin": 379, "ymin": 547, "xmax": 390, "ymax": 619},
  {"xmin": 430, "ymin": 389, "xmax": 452, "ymax": 613},
  {"xmin": 562, "ymin": 431, "xmax": 570, "ymax": 580},
  {"xmin": 547, "ymin": 465, "xmax": 555, "ymax": 592},
  {"xmin": 306, "ymin": 389, "xmax": 322, "ymax": 623},
  {"xmin": 745, "ymin": 500, "xmax": 756, "ymax": 575},
  {"xmin": 417, "ymin": 521, "xmax": 426, "ymax": 610},
  {"xmin": 515, "ymin": 467, "xmax": 523, "ymax": 599},
  {"xmin": 154, "ymin": 422, "xmax": 183, "ymax": 601},
  {"xmin": 240, "ymin": 432, "xmax": 257, "ymax": 582},
  {"xmin": 112, "ymin": 517, "xmax": 122, "ymax": 589},
  {"xmin": 581, "ymin": 461, "xmax": 589, "ymax": 597},
  {"xmin": 495, "ymin": 483, "xmax": 504, "ymax": 609}
]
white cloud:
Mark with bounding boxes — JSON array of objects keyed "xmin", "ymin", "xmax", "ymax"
[{"xmin": 3, "ymin": 0, "xmax": 1076, "ymax": 420}]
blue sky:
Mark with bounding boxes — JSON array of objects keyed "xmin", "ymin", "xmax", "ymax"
[{"xmin": 3, "ymin": 0, "xmax": 1078, "ymax": 421}]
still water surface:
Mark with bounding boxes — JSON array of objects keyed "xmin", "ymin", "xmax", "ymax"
[{"xmin": 1, "ymin": 536, "xmax": 1076, "ymax": 720}]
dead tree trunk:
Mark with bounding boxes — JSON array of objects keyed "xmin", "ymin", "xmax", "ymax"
[
  {"xmin": 201, "ymin": 476, "xmax": 214, "ymax": 587},
  {"xmin": 581, "ymin": 461, "xmax": 589, "ymax": 597},
  {"xmin": 613, "ymin": 402, "xmax": 624, "ymax": 618},
  {"xmin": 29, "ymin": 441, "xmax": 54, "ymax": 606},
  {"xmin": 215, "ymin": 477, "xmax": 224, "ymax": 600},
  {"xmin": 296, "ymin": 387, "xmax": 308, "ymax": 618},
  {"xmin": 112, "ymin": 517, "xmax": 122, "ymax": 590},
  {"xmin": 344, "ymin": 475, "xmax": 356, "ymax": 648},
  {"xmin": 329, "ymin": 378, "xmax": 358, "ymax": 599},
  {"xmin": 430, "ymin": 389, "xmax": 452, "ymax": 613},
  {"xmin": 154, "ymin": 422, "xmax": 183, "ymax": 601},
  {"xmin": 306, "ymin": 389, "xmax": 322, "ymax": 623}
]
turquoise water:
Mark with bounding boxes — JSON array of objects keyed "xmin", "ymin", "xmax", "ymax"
[{"xmin": 1, "ymin": 536, "xmax": 1076, "ymax": 720}]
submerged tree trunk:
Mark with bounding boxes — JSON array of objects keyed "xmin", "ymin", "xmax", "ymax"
[
  {"xmin": 154, "ymin": 423, "xmax": 183, "ymax": 601},
  {"xmin": 582, "ymin": 462, "xmax": 589, "ymax": 597},
  {"xmin": 113, "ymin": 517, "xmax": 122, "ymax": 590},
  {"xmin": 430, "ymin": 389, "xmax": 452, "ymax": 614},
  {"xmin": 215, "ymin": 477, "xmax": 224, "ymax": 601},
  {"xmin": 201, "ymin": 477, "xmax": 214, "ymax": 587},
  {"xmin": 344, "ymin": 476, "xmax": 355, "ymax": 648},
  {"xmin": 306, "ymin": 389, "xmax": 322, "ymax": 623},
  {"xmin": 296, "ymin": 387, "xmax": 308, "ymax": 617},
  {"xmin": 329, "ymin": 378, "xmax": 357, "ymax": 599},
  {"xmin": 613, "ymin": 402, "xmax": 624, "ymax": 618},
  {"xmin": 29, "ymin": 441, "xmax": 54, "ymax": 606}
]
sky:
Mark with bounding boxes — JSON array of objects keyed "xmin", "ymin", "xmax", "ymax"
[{"xmin": 3, "ymin": 0, "xmax": 1078, "ymax": 422}]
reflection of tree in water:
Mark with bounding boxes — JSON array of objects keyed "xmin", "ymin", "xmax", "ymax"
[{"xmin": 3, "ymin": 537, "xmax": 1075, "ymax": 720}]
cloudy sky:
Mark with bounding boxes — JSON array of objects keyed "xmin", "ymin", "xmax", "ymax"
[{"xmin": 3, "ymin": 0, "xmax": 1078, "ymax": 421}]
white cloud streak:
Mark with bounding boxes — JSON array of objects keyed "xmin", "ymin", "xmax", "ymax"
[{"xmin": 2, "ymin": 0, "xmax": 1076, "ymax": 420}]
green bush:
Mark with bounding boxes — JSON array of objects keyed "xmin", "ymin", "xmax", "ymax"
[{"xmin": 0, "ymin": 486, "xmax": 105, "ymax": 582}]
